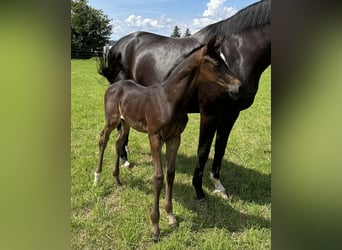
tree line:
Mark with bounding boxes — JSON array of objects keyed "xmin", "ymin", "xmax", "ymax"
[
  {"xmin": 71, "ymin": 0, "xmax": 192, "ymax": 58},
  {"xmin": 171, "ymin": 25, "xmax": 191, "ymax": 38}
]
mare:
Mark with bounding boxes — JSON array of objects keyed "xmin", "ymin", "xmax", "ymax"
[
  {"xmin": 98, "ymin": 0, "xmax": 271, "ymax": 201},
  {"xmin": 94, "ymin": 38, "xmax": 241, "ymax": 241}
]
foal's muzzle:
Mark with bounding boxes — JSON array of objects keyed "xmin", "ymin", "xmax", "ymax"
[{"xmin": 227, "ymin": 79, "xmax": 241, "ymax": 100}]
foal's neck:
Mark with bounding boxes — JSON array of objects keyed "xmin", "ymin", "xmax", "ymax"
[{"xmin": 161, "ymin": 49, "xmax": 202, "ymax": 107}]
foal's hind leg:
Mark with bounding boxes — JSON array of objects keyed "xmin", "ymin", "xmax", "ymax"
[
  {"xmin": 165, "ymin": 135, "xmax": 180, "ymax": 227},
  {"xmin": 113, "ymin": 120, "xmax": 130, "ymax": 185},
  {"xmin": 94, "ymin": 121, "xmax": 116, "ymax": 186}
]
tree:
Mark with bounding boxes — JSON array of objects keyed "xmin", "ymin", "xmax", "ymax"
[
  {"xmin": 171, "ymin": 25, "xmax": 181, "ymax": 38},
  {"xmin": 71, "ymin": 0, "xmax": 112, "ymax": 58},
  {"xmin": 183, "ymin": 28, "xmax": 191, "ymax": 37}
]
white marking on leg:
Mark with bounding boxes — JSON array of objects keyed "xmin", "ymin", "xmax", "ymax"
[
  {"xmin": 122, "ymin": 160, "xmax": 131, "ymax": 168},
  {"xmin": 94, "ymin": 172, "xmax": 101, "ymax": 186},
  {"xmin": 167, "ymin": 213, "xmax": 177, "ymax": 226},
  {"xmin": 209, "ymin": 172, "xmax": 226, "ymax": 192},
  {"xmin": 210, "ymin": 172, "xmax": 229, "ymax": 200}
]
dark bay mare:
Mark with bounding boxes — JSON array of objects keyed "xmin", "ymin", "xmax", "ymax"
[
  {"xmin": 94, "ymin": 38, "xmax": 241, "ymax": 241},
  {"xmin": 98, "ymin": 0, "xmax": 271, "ymax": 201}
]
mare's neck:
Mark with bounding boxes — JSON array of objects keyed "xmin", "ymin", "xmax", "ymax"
[
  {"xmin": 193, "ymin": 0, "xmax": 271, "ymax": 82},
  {"xmin": 229, "ymin": 24, "xmax": 270, "ymax": 81}
]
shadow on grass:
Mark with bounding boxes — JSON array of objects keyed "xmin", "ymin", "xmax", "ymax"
[
  {"xmin": 100, "ymin": 151, "xmax": 270, "ymax": 234},
  {"xmin": 98, "ymin": 124, "xmax": 270, "ymax": 206},
  {"xmin": 122, "ymin": 152, "xmax": 271, "ymax": 205},
  {"xmin": 176, "ymin": 153, "xmax": 271, "ymax": 205},
  {"xmin": 174, "ymin": 153, "xmax": 270, "ymax": 232},
  {"xmin": 173, "ymin": 189, "xmax": 271, "ymax": 234}
]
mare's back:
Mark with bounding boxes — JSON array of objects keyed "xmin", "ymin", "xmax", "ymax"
[{"xmin": 121, "ymin": 32, "xmax": 201, "ymax": 85}]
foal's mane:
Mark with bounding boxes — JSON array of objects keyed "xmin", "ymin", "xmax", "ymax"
[
  {"xmin": 162, "ymin": 44, "xmax": 205, "ymax": 81},
  {"xmin": 197, "ymin": 0, "xmax": 271, "ymax": 37}
]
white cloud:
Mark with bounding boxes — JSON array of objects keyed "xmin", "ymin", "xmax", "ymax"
[
  {"xmin": 125, "ymin": 15, "xmax": 171, "ymax": 29},
  {"xmin": 111, "ymin": 15, "xmax": 175, "ymax": 39},
  {"xmin": 192, "ymin": 0, "xmax": 237, "ymax": 32},
  {"xmin": 110, "ymin": 0, "xmax": 238, "ymax": 40},
  {"xmin": 204, "ymin": 0, "xmax": 230, "ymax": 17}
]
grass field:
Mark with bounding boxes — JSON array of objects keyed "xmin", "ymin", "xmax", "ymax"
[{"xmin": 71, "ymin": 58, "xmax": 271, "ymax": 249}]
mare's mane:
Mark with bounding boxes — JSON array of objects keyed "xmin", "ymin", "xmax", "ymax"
[{"xmin": 197, "ymin": 0, "xmax": 271, "ymax": 37}]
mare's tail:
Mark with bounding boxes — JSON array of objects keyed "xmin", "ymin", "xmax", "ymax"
[{"xmin": 97, "ymin": 47, "xmax": 123, "ymax": 84}]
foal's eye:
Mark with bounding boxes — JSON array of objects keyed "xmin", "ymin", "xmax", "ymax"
[
  {"xmin": 210, "ymin": 59, "xmax": 218, "ymax": 66},
  {"xmin": 205, "ymin": 56, "xmax": 218, "ymax": 66}
]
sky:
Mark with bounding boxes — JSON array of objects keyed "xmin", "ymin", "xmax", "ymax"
[{"xmin": 87, "ymin": 0, "xmax": 259, "ymax": 40}]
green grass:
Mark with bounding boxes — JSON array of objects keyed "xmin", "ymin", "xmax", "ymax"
[{"xmin": 71, "ymin": 58, "xmax": 271, "ymax": 249}]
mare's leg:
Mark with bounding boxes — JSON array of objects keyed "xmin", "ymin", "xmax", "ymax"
[
  {"xmin": 113, "ymin": 71, "xmax": 131, "ymax": 167},
  {"xmin": 149, "ymin": 134, "xmax": 164, "ymax": 242},
  {"xmin": 192, "ymin": 112, "xmax": 218, "ymax": 200},
  {"xmin": 164, "ymin": 135, "xmax": 180, "ymax": 227},
  {"xmin": 210, "ymin": 111, "xmax": 240, "ymax": 199},
  {"xmin": 94, "ymin": 121, "xmax": 117, "ymax": 186},
  {"xmin": 121, "ymin": 130, "xmax": 130, "ymax": 166},
  {"xmin": 113, "ymin": 120, "xmax": 130, "ymax": 185},
  {"xmin": 117, "ymin": 123, "xmax": 130, "ymax": 167}
]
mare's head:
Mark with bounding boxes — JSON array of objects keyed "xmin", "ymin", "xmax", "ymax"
[{"xmin": 198, "ymin": 36, "xmax": 241, "ymax": 99}]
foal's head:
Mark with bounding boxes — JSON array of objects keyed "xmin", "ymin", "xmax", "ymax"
[{"xmin": 198, "ymin": 37, "xmax": 241, "ymax": 99}]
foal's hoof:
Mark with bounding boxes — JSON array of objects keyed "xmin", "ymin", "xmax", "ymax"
[
  {"xmin": 151, "ymin": 232, "xmax": 160, "ymax": 243},
  {"xmin": 114, "ymin": 178, "xmax": 122, "ymax": 186},
  {"xmin": 213, "ymin": 190, "xmax": 229, "ymax": 200},
  {"xmin": 151, "ymin": 226, "xmax": 160, "ymax": 242},
  {"xmin": 94, "ymin": 172, "xmax": 101, "ymax": 186}
]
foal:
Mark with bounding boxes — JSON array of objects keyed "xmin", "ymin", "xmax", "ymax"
[{"xmin": 94, "ymin": 37, "xmax": 241, "ymax": 241}]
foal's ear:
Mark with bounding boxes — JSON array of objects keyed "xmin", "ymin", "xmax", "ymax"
[
  {"xmin": 207, "ymin": 36, "xmax": 217, "ymax": 50},
  {"xmin": 215, "ymin": 36, "xmax": 225, "ymax": 49},
  {"xmin": 207, "ymin": 35, "xmax": 225, "ymax": 51},
  {"xmin": 201, "ymin": 44, "xmax": 208, "ymax": 57},
  {"xmin": 202, "ymin": 44, "xmax": 217, "ymax": 65}
]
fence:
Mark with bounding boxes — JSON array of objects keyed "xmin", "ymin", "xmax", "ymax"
[{"xmin": 71, "ymin": 44, "xmax": 114, "ymax": 59}]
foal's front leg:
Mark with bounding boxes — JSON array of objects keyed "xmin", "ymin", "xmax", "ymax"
[
  {"xmin": 148, "ymin": 134, "xmax": 164, "ymax": 242},
  {"xmin": 165, "ymin": 135, "xmax": 180, "ymax": 227}
]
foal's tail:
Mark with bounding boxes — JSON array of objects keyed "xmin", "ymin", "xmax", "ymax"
[{"xmin": 97, "ymin": 48, "xmax": 123, "ymax": 84}]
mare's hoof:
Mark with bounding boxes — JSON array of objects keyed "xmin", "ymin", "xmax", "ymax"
[
  {"xmin": 213, "ymin": 190, "xmax": 229, "ymax": 200},
  {"xmin": 122, "ymin": 160, "xmax": 132, "ymax": 168},
  {"xmin": 195, "ymin": 196, "xmax": 207, "ymax": 204}
]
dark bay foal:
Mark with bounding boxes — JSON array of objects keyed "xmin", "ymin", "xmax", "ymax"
[{"xmin": 94, "ymin": 37, "xmax": 241, "ymax": 241}]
